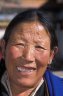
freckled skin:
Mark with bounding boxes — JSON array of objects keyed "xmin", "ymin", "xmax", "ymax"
[{"xmin": 2, "ymin": 21, "xmax": 54, "ymax": 96}]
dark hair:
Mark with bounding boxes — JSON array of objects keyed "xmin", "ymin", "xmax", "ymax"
[{"xmin": 3, "ymin": 9, "xmax": 58, "ymax": 49}]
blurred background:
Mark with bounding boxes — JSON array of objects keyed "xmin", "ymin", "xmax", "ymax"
[{"xmin": 0, "ymin": 0, "xmax": 63, "ymax": 77}]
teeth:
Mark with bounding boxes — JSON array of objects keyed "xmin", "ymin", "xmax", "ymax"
[{"xmin": 17, "ymin": 67, "xmax": 33, "ymax": 72}]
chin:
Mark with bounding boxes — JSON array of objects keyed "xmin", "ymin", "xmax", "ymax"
[{"xmin": 17, "ymin": 78, "xmax": 37, "ymax": 88}]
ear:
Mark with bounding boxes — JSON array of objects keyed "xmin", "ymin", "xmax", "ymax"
[
  {"xmin": 49, "ymin": 47, "xmax": 58, "ymax": 64},
  {"xmin": 1, "ymin": 39, "xmax": 6, "ymax": 59},
  {"xmin": 53, "ymin": 47, "xmax": 58, "ymax": 55}
]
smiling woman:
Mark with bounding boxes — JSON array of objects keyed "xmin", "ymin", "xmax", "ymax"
[{"xmin": 0, "ymin": 9, "xmax": 63, "ymax": 96}]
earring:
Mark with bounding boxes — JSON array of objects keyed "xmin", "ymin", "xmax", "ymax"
[
  {"xmin": 48, "ymin": 59, "xmax": 52, "ymax": 64},
  {"xmin": 50, "ymin": 59, "xmax": 52, "ymax": 64},
  {"xmin": 47, "ymin": 60, "xmax": 52, "ymax": 69}
]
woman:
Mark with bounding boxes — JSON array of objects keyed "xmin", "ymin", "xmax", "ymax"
[{"xmin": 0, "ymin": 9, "xmax": 63, "ymax": 96}]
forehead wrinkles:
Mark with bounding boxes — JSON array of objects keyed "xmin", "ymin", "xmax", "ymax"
[
  {"xmin": 20, "ymin": 22, "xmax": 45, "ymax": 41},
  {"xmin": 10, "ymin": 21, "xmax": 50, "ymax": 44}
]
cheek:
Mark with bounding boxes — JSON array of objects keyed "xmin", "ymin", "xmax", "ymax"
[
  {"xmin": 35, "ymin": 51, "xmax": 50, "ymax": 66},
  {"xmin": 7, "ymin": 46, "xmax": 22, "ymax": 59}
]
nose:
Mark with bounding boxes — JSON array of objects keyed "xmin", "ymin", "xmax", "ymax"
[{"xmin": 23, "ymin": 46, "xmax": 35, "ymax": 62}]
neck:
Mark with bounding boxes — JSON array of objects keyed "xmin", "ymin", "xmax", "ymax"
[{"xmin": 10, "ymin": 82, "xmax": 35, "ymax": 96}]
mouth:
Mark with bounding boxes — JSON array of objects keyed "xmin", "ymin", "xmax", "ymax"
[{"xmin": 16, "ymin": 66, "xmax": 36, "ymax": 73}]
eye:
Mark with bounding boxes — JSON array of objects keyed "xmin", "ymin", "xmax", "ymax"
[
  {"xmin": 35, "ymin": 45, "xmax": 47, "ymax": 50},
  {"xmin": 15, "ymin": 43, "xmax": 25, "ymax": 48}
]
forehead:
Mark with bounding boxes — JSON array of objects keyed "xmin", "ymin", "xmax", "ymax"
[{"xmin": 9, "ymin": 21, "xmax": 50, "ymax": 43}]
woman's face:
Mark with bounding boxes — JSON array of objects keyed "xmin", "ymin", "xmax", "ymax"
[{"xmin": 3, "ymin": 21, "xmax": 54, "ymax": 88}]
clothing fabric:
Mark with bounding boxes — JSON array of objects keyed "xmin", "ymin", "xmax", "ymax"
[
  {"xmin": 45, "ymin": 70, "xmax": 63, "ymax": 96},
  {"xmin": 1, "ymin": 71, "xmax": 13, "ymax": 96},
  {"xmin": 0, "ymin": 70, "xmax": 63, "ymax": 96}
]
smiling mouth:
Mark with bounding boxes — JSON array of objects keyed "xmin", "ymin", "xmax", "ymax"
[{"xmin": 16, "ymin": 66, "xmax": 36, "ymax": 72}]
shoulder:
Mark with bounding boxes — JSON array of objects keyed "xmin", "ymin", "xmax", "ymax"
[
  {"xmin": 44, "ymin": 70, "xmax": 63, "ymax": 96},
  {"xmin": 0, "ymin": 81, "xmax": 8, "ymax": 96},
  {"xmin": 45, "ymin": 70, "xmax": 63, "ymax": 82}
]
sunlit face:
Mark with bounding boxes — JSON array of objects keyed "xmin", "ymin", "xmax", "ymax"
[{"xmin": 3, "ymin": 21, "xmax": 54, "ymax": 89}]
